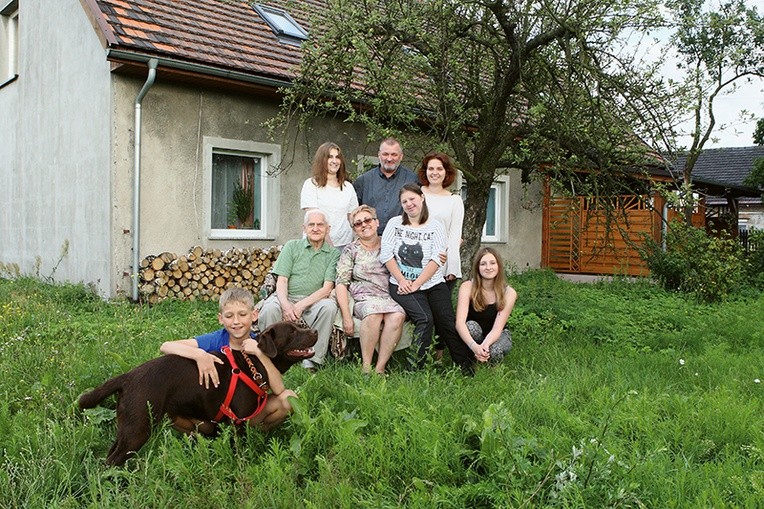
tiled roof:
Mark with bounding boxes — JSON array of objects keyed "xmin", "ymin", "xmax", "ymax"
[
  {"xmin": 673, "ymin": 146, "xmax": 764, "ymax": 188},
  {"xmin": 82, "ymin": 0, "xmax": 323, "ymax": 84}
]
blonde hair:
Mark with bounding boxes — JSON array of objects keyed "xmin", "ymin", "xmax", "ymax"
[
  {"xmin": 349, "ymin": 204, "xmax": 378, "ymax": 225},
  {"xmin": 219, "ymin": 287, "xmax": 255, "ymax": 311},
  {"xmin": 470, "ymin": 247, "xmax": 506, "ymax": 312}
]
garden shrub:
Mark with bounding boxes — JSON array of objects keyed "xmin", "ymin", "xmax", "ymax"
[{"xmin": 639, "ymin": 220, "xmax": 746, "ymax": 302}]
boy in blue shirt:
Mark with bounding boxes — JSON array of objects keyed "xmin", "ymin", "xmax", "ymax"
[{"xmin": 160, "ymin": 287, "xmax": 296, "ymax": 433}]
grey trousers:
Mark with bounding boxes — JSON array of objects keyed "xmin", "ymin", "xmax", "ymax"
[
  {"xmin": 466, "ymin": 321, "xmax": 512, "ymax": 362},
  {"xmin": 258, "ymin": 294, "xmax": 337, "ymax": 365}
]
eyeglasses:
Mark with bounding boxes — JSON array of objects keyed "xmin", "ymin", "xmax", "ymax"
[{"xmin": 352, "ymin": 217, "xmax": 377, "ymax": 228}]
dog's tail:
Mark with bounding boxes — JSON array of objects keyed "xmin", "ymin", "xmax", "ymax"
[{"xmin": 78, "ymin": 375, "xmax": 125, "ymax": 409}]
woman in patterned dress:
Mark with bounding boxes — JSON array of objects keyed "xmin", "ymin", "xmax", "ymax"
[{"xmin": 336, "ymin": 205, "xmax": 406, "ymax": 374}]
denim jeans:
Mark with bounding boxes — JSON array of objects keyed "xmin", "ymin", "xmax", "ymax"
[{"xmin": 389, "ymin": 282, "xmax": 472, "ymax": 372}]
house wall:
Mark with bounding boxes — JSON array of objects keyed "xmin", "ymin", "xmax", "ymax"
[
  {"xmin": 504, "ymin": 171, "xmax": 543, "ymax": 272},
  {"xmin": 1, "ymin": 0, "xmax": 541, "ymax": 299},
  {"xmin": 0, "ymin": 0, "xmax": 112, "ymax": 294},
  {"xmin": 109, "ymin": 76, "xmax": 543, "ymax": 295},
  {"xmin": 740, "ymin": 204, "xmax": 764, "ymax": 231},
  {"xmin": 109, "ymin": 77, "xmax": 381, "ymax": 295}
]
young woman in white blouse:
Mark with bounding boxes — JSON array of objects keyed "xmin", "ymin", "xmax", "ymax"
[
  {"xmin": 417, "ymin": 151, "xmax": 464, "ymax": 290},
  {"xmin": 300, "ymin": 142, "xmax": 358, "ymax": 250},
  {"xmin": 417, "ymin": 151, "xmax": 464, "ymax": 360}
]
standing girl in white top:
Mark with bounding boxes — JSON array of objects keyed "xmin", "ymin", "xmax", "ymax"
[
  {"xmin": 418, "ymin": 151, "xmax": 464, "ymax": 361},
  {"xmin": 301, "ymin": 142, "xmax": 358, "ymax": 249},
  {"xmin": 417, "ymin": 151, "xmax": 464, "ymax": 289}
]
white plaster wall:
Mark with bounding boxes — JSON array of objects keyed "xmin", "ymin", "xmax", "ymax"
[
  {"xmin": 0, "ymin": 78, "xmax": 18, "ymax": 270},
  {"xmin": 740, "ymin": 205, "xmax": 764, "ymax": 230},
  {"xmin": 0, "ymin": 0, "xmax": 111, "ymax": 293}
]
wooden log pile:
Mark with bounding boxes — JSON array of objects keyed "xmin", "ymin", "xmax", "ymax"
[{"xmin": 139, "ymin": 245, "xmax": 281, "ymax": 304}]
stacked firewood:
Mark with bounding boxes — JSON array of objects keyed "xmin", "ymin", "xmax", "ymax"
[{"xmin": 138, "ymin": 245, "xmax": 281, "ymax": 303}]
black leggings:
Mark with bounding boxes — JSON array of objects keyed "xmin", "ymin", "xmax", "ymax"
[{"xmin": 389, "ymin": 282, "xmax": 472, "ymax": 373}]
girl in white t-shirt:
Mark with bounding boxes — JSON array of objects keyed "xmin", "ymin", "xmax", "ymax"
[
  {"xmin": 380, "ymin": 183, "xmax": 472, "ymax": 373},
  {"xmin": 300, "ymin": 142, "xmax": 358, "ymax": 249}
]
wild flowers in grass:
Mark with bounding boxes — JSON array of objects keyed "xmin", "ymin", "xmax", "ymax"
[{"xmin": 2, "ymin": 275, "xmax": 764, "ymax": 507}]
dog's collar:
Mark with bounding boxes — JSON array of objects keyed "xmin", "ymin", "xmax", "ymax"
[{"xmin": 214, "ymin": 346, "xmax": 269, "ymax": 425}]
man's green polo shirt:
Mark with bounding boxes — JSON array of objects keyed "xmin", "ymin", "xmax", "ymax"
[{"xmin": 272, "ymin": 238, "xmax": 340, "ymax": 298}]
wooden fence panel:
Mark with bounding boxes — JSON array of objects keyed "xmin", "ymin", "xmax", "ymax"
[{"xmin": 543, "ymin": 193, "xmax": 659, "ymax": 276}]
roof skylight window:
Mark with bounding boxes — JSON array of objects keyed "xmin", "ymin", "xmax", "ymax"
[{"xmin": 253, "ymin": 4, "xmax": 308, "ymax": 45}]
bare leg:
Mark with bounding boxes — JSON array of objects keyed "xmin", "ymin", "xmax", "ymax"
[
  {"xmin": 359, "ymin": 314, "xmax": 383, "ymax": 374},
  {"xmin": 249, "ymin": 390, "xmax": 297, "ymax": 432},
  {"xmin": 375, "ymin": 312, "xmax": 405, "ymax": 374}
]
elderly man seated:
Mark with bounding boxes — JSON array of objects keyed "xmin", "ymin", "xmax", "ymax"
[{"xmin": 258, "ymin": 209, "xmax": 340, "ymax": 371}]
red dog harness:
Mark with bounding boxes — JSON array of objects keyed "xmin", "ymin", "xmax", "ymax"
[{"xmin": 214, "ymin": 346, "xmax": 269, "ymax": 425}]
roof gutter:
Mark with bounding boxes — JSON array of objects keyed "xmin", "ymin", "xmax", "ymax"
[
  {"xmin": 105, "ymin": 49, "xmax": 293, "ymax": 90},
  {"xmin": 131, "ymin": 58, "xmax": 158, "ymax": 302}
]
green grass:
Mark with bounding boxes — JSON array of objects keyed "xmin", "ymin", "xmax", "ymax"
[{"xmin": 1, "ymin": 272, "xmax": 763, "ymax": 508}]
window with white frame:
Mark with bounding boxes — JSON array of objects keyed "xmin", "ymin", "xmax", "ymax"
[
  {"xmin": 460, "ymin": 175, "xmax": 509, "ymax": 242},
  {"xmin": 204, "ymin": 138, "xmax": 280, "ymax": 240},
  {"xmin": 0, "ymin": 1, "xmax": 18, "ymax": 85},
  {"xmin": 482, "ymin": 176, "xmax": 508, "ymax": 242}
]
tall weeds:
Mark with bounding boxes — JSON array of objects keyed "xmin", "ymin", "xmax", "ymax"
[{"xmin": 1, "ymin": 274, "xmax": 762, "ymax": 507}]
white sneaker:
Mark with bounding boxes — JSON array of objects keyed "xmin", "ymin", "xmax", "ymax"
[{"xmin": 301, "ymin": 359, "xmax": 315, "ymax": 370}]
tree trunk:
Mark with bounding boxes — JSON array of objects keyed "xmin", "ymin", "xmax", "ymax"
[{"xmin": 460, "ymin": 175, "xmax": 493, "ymax": 279}]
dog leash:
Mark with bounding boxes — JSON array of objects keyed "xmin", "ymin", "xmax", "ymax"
[{"xmin": 214, "ymin": 346, "xmax": 269, "ymax": 425}]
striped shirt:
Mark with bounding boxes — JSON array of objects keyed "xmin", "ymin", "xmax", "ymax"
[{"xmin": 379, "ymin": 216, "xmax": 447, "ymax": 291}]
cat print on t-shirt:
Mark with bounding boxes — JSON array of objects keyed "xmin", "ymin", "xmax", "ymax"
[{"xmin": 398, "ymin": 242, "xmax": 424, "ymax": 279}]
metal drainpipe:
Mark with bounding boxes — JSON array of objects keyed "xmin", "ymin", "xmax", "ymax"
[{"xmin": 132, "ymin": 58, "xmax": 159, "ymax": 302}]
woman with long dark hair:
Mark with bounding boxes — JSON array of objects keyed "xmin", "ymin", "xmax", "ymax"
[{"xmin": 300, "ymin": 142, "xmax": 358, "ymax": 249}]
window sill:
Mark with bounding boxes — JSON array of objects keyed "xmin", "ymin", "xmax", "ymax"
[{"xmin": 209, "ymin": 229, "xmax": 274, "ymax": 241}]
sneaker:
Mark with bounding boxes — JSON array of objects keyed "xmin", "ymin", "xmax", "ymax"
[{"xmin": 302, "ymin": 359, "xmax": 315, "ymax": 370}]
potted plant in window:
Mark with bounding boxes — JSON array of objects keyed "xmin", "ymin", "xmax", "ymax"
[{"xmin": 227, "ymin": 179, "xmax": 254, "ymax": 229}]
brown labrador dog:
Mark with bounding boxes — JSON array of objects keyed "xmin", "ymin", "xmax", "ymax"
[{"xmin": 79, "ymin": 322, "xmax": 317, "ymax": 466}]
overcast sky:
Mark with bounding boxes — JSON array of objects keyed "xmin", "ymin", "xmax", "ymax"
[{"xmin": 670, "ymin": 0, "xmax": 763, "ymax": 148}]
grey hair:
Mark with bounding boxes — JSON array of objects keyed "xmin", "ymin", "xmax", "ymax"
[{"xmin": 303, "ymin": 208, "xmax": 329, "ymax": 225}]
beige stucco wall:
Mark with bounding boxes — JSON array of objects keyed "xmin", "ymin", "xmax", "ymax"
[
  {"xmin": 109, "ymin": 75, "xmax": 543, "ymax": 295},
  {"xmin": 503, "ymin": 171, "xmax": 543, "ymax": 272},
  {"xmin": 110, "ymin": 76, "xmax": 384, "ymax": 295}
]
